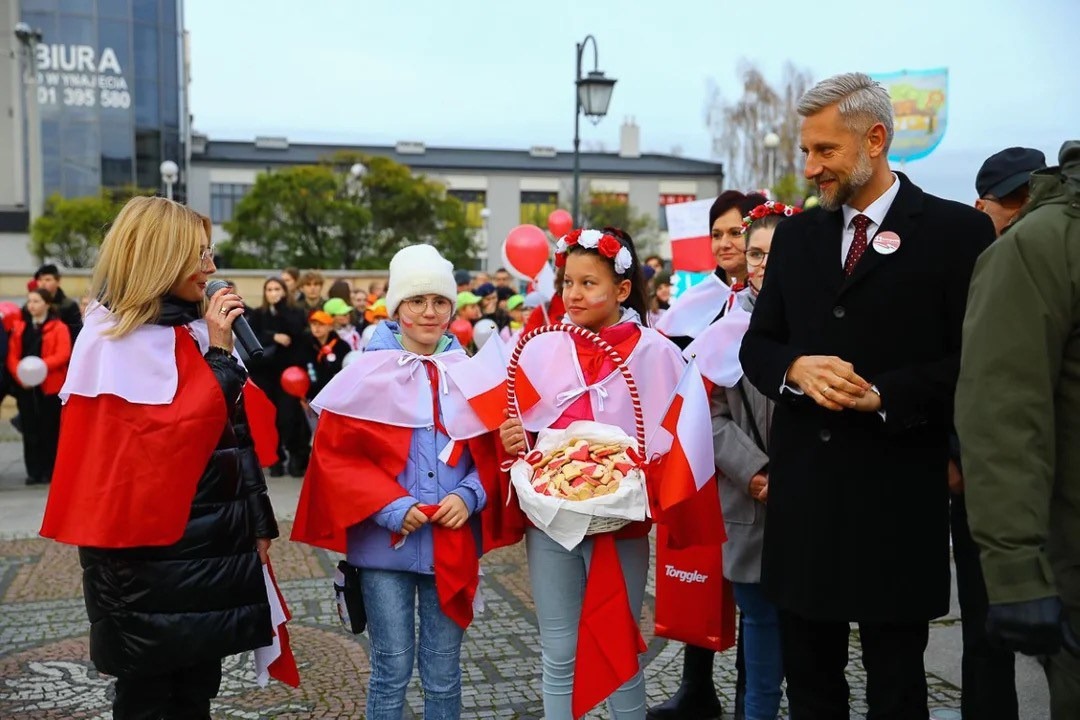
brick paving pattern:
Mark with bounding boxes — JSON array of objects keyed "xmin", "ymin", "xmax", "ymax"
[{"xmin": 0, "ymin": 521, "xmax": 962, "ymax": 719}]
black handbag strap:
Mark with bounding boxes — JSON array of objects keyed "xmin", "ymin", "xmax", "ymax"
[{"xmin": 736, "ymin": 382, "xmax": 767, "ymax": 452}]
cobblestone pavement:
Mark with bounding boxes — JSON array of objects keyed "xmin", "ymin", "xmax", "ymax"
[{"xmin": 0, "ymin": 520, "xmax": 964, "ymax": 720}]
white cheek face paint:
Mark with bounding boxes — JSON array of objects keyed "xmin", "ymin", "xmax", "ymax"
[
  {"xmin": 588, "ymin": 294, "xmax": 610, "ymax": 306},
  {"xmin": 400, "ymin": 316, "xmax": 415, "ymax": 328}
]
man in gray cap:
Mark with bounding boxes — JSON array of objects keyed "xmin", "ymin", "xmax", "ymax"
[{"xmin": 975, "ymin": 146, "xmax": 1047, "ymax": 236}]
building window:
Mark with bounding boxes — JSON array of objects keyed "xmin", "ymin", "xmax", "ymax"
[
  {"xmin": 447, "ymin": 189, "xmax": 487, "ymax": 229},
  {"xmin": 520, "ymin": 191, "xmax": 558, "ymax": 225},
  {"xmin": 210, "ymin": 183, "xmax": 253, "ymax": 224},
  {"xmin": 658, "ymin": 193, "xmax": 697, "ymax": 231},
  {"xmin": 590, "ymin": 192, "xmax": 629, "ymax": 206}
]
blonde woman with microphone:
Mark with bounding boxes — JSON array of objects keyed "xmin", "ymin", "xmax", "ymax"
[{"xmin": 40, "ymin": 196, "xmax": 280, "ymax": 719}]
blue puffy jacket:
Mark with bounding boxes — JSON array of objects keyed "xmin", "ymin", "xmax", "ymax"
[{"xmin": 345, "ymin": 321, "xmax": 487, "ymax": 574}]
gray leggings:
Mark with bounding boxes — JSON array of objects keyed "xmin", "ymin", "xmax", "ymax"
[{"xmin": 525, "ymin": 527, "xmax": 650, "ymax": 719}]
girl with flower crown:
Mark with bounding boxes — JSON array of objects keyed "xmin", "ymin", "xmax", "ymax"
[{"xmin": 498, "ymin": 227, "xmax": 690, "ymax": 719}]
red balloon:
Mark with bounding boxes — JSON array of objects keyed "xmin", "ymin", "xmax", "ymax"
[
  {"xmin": 281, "ymin": 366, "xmax": 311, "ymax": 399},
  {"xmin": 547, "ymin": 209, "xmax": 573, "ymax": 238},
  {"xmin": 450, "ymin": 318, "xmax": 474, "ymax": 347},
  {"xmin": 0, "ymin": 301, "xmax": 18, "ymax": 332},
  {"xmin": 503, "ymin": 224, "xmax": 550, "ymax": 279}
]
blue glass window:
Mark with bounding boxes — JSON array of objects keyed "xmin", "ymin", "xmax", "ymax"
[
  {"xmin": 134, "ymin": 76, "xmax": 159, "ymax": 126},
  {"xmin": 132, "ymin": 0, "xmax": 159, "ymax": 25}
]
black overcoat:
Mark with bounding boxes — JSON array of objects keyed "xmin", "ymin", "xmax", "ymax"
[{"xmin": 739, "ymin": 174, "xmax": 994, "ymax": 622}]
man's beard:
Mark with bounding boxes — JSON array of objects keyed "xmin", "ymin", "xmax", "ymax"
[{"xmin": 817, "ymin": 148, "xmax": 873, "ymax": 211}]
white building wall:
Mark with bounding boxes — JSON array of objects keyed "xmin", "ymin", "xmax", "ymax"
[
  {"xmin": 185, "ymin": 163, "xmax": 212, "ymax": 218},
  {"xmin": 182, "ymin": 157, "xmax": 723, "ymax": 268},
  {"xmin": 0, "ymin": 2, "xmax": 27, "ymax": 212},
  {"xmin": 483, "ymin": 173, "xmax": 520, "ymax": 272},
  {"xmin": 0, "ymin": 233, "xmax": 37, "ymax": 272}
]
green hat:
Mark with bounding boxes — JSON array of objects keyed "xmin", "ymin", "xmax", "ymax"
[
  {"xmin": 457, "ymin": 291, "xmax": 481, "ymax": 307},
  {"xmin": 323, "ymin": 298, "xmax": 352, "ymax": 316},
  {"xmin": 506, "ymin": 294, "xmax": 526, "ymax": 311}
]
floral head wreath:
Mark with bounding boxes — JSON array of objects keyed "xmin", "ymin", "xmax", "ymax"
[
  {"xmin": 554, "ymin": 228, "xmax": 634, "ymax": 275},
  {"xmin": 741, "ymin": 200, "xmax": 802, "ymax": 232}
]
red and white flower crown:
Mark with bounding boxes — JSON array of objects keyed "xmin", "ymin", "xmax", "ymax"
[
  {"xmin": 741, "ymin": 200, "xmax": 801, "ymax": 231},
  {"xmin": 554, "ymin": 228, "xmax": 634, "ymax": 275}
]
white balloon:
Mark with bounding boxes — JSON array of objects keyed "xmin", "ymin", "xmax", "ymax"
[
  {"xmin": 342, "ymin": 350, "xmax": 362, "ymax": 368},
  {"xmin": 16, "ymin": 356, "xmax": 48, "ymax": 388},
  {"xmin": 473, "ymin": 319, "xmax": 498, "ymax": 349},
  {"xmin": 361, "ymin": 324, "xmax": 378, "ymax": 348}
]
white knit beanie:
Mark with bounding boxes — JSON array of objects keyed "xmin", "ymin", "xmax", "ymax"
[{"xmin": 385, "ymin": 244, "xmax": 458, "ymax": 318}]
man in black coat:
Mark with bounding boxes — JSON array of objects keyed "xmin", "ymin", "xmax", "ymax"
[{"xmin": 739, "ymin": 72, "xmax": 994, "ymax": 718}]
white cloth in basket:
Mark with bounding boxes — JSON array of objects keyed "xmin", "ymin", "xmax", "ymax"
[{"xmin": 510, "ymin": 421, "xmax": 648, "ymax": 550}]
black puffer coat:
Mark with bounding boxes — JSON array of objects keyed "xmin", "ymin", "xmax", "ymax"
[{"xmin": 78, "ymin": 298, "xmax": 280, "ymax": 678}]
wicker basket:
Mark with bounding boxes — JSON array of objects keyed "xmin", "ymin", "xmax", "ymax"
[{"xmin": 506, "ymin": 323, "xmax": 647, "ymax": 536}]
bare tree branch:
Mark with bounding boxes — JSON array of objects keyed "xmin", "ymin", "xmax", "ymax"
[{"xmin": 705, "ymin": 59, "xmax": 813, "ymax": 191}]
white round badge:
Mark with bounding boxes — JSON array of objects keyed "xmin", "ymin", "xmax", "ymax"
[
  {"xmin": 872, "ymin": 231, "xmax": 901, "ymax": 255},
  {"xmin": 327, "ymin": 353, "xmax": 336, "ymax": 363}
]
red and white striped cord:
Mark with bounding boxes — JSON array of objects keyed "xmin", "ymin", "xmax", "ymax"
[{"xmin": 505, "ymin": 323, "xmax": 646, "ymax": 462}]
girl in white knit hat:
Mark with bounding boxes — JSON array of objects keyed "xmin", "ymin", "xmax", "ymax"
[{"xmin": 292, "ymin": 244, "xmax": 492, "ymax": 720}]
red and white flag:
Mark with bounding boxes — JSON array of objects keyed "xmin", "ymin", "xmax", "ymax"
[
  {"xmin": 652, "ymin": 358, "xmax": 725, "ymax": 548},
  {"xmin": 443, "ymin": 333, "xmax": 519, "ymax": 434},
  {"xmin": 683, "ymin": 303, "xmax": 752, "ymax": 388},
  {"xmin": 254, "ymin": 561, "xmax": 300, "ymax": 688},
  {"xmin": 654, "ymin": 273, "xmax": 732, "ymax": 339}
]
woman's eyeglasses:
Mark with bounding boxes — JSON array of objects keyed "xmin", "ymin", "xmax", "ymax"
[
  {"xmin": 745, "ymin": 248, "xmax": 770, "ymax": 267},
  {"xmin": 199, "ymin": 245, "xmax": 217, "ymax": 263},
  {"xmin": 403, "ymin": 297, "xmax": 453, "ymax": 316}
]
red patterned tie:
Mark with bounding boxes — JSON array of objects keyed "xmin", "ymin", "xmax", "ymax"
[{"xmin": 844, "ymin": 214, "xmax": 872, "ymax": 276}]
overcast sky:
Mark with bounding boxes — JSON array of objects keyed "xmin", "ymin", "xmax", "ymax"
[{"xmin": 186, "ymin": 0, "xmax": 1080, "ymax": 203}]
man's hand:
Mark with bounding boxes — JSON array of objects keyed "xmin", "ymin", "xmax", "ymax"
[
  {"xmin": 431, "ymin": 494, "xmax": 469, "ymax": 530},
  {"xmin": 850, "ymin": 387, "xmax": 883, "ymax": 414},
  {"xmin": 786, "ymin": 355, "xmax": 870, "ymax": 411},
  {"xmin": 256, "ymin": 538, "xmax": 271, "ymax": 565},
  {"xmin": 749, "ymin": 473, "xmax": 768, "ymax": 503},
  {"xmin": 947, "ymin": 460, "xmax": 964, "ymax": 495},
  {"xmin": 273, "ymin": 333, "xmax": 292, "ymax": 347},
  {"xmin": 499, "ymin": 410, "xmax": 526, "ymax": 455},
  {"xmin": 400, "ymin": 505, "xmax": 429, "ymax": 536}
]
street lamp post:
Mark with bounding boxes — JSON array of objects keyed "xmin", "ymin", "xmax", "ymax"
[
  {"xmin": 159, "ymin": 160, "xmax": 179, "ymax": 200},
  {"xmin": 345, "ymin": 162, "xmax": 368, "ymax": 270},
  {"xmin": 572, "ymin": 36, "xmax": 616, "ymax": 226},
  {"xmin": 763, "ymin": 131, "xmax": 780, "ymax": 191},
  {"xmin": 14, "ymin": 23, "xmax": 44, "ymax": 225}
]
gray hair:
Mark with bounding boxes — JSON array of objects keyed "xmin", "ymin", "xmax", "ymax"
[{"xmin": 797, "ymin": 72, "xmax": 894, "ymax": 151}]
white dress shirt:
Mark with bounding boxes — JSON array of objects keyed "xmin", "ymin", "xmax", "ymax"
[{"xmin": 840, "ymin": 173, "xmax": 901, "ymax": 265}]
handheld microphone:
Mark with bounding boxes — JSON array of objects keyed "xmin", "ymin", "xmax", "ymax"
[{"xmin": 205, "ymin": 279, "xmax": 264, "ymax": 358}]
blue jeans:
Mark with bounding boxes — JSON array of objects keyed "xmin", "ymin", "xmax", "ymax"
[
  {"xmin": 525, "ymin": 527, "xmax": 649, "ymax": 719},
  {"xmin": 732, "ymin": 582, "xmax": 784, "ymax": 720},
  {"xmin": 360, "ymin": 569, "xmax": 465, "ymax": 720}
]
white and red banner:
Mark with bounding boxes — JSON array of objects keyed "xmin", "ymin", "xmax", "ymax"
[
  {"xmin": 254, "ymin": 561, "xmax": 300, "ymax": 688},
  {"xmin": 654, "ymin": 272, "xmax": 732, "ymax": 340},
  {"xmin": 664, "ymin": 197, "xmax": 717, "ymax": 274},
  {"xmin": 683, "ymin": 302, "xmax": 752, "ymax": 387}
]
